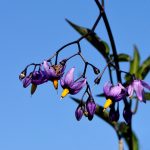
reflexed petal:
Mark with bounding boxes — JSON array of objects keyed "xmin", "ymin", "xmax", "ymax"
[
  {"xmin": 141, "ymin": 80, "xmax": 150, "ymax": 90},
  {"xmin": 115, "ymin": 92, "xmax": 126, "ymax": 101},
  {"xmin": 64, "ymin": 67, "xmax": 75, "ymax": 86},
  {"xmin": 23, "ymin": 76, "xmax": 31, "ymax": 88},
  {"xmin": 133, "ymin": 80, "xmax": 144, "ymax": 101},
  {"xmin": 71, "ymin": 79, "xmax": 86, "ymax": 90},
  {"xmin": 60, "ymin": 78, "xmax": 65, "ymax": 87},
  {"xmin": 103, "ymin": 82, "xmax": 112, "ymax": 96},
  {"xmin": 118, "ymin": 83, "xmax": 125, "ymax": 90},
  {"xmin": 43, "ymin": 61, "xmax": 56, "ymax": 77},
  {"xmin": 109, "ymin": 85, "xmax": 121, "ymax": 97},
  {"xmin": 128, "ymin": 85, "xmax": 134, "ymax": 98}
]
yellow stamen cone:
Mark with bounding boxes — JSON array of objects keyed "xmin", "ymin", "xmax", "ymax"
[
  {"xmin": 53, "ymin": 79, "xmax": 58, "ymax": 90},
  {"xmin": 103, "ymin": 98, "xmax": 113, "ymax": 112},
  {"xmin": 61, "ymin": 88, "xmax": 69, "ymax": 99}
]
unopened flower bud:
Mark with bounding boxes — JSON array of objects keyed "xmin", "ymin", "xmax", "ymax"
[
  {"xmin": 75, "ymin": 103, "xmax": 85, "ymax": 121},
  {"xmin": 92, "ymin": 66, "xmax": 100, "ymax": 75},
  {"xmin": 94, "ymin": 77, "xmax": 101, "ymax": 84},
  {"xmin": 109, "ymin": 104, "xmax": 119, "ymax": 122},
  {"xmin": 123, "ymin": 105, "xmax": 132, "ymax": 124},
  {"xmin": 86, "ymin": 97, "xmax": 96, "ymax": 121},
  {"xmin": 19, "ymin": 70, "xmax": 27, "ymax": 80}
]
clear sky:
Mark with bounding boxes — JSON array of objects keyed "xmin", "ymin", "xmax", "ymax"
[{"xmin": 0, "ymin": 0, "xmax": 150, "ymax": 150}]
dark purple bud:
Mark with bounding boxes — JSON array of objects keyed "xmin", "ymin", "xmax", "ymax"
[
  {"xmin": 86, "ymin": 97, "xmax": 96, "ymax": 120},
  {"xmin": 75, "ymin": 103, "xmax": 84, "ymax": 121},
  {"xmin": 19, "ymin": 69, "xmax": 27, "ymax": 80},
  {"xmin": 123, "ymin": 105, "xmax": 132, "ymax": 124},
  {"xmin": 109, "ymin": 104, "xmax": 120, "ymax": 122},
  {"xmin": 92, "ymin": 66, "xmax": 100, "ymax": 75},
  {"xmin": 94, "ymin": 77, "xmax": 101, "ymax": 85}
]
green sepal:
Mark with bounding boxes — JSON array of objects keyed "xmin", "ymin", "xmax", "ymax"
[
  {"xmin": 31, "ymin": 84, "xmax": 37, "ymax": 95},
  {"xmin": 117, "ymin": 53, "xmax": 131, "ymax": 62}
]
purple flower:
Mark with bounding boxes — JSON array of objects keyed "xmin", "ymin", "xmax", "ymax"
[
  {"xmin": 103, "ymin": 82, "xmax": 127, "ymax": 110},
  {"xmin": 23, "ymin": 71, "xmax": 48, "ymax": 88},
  {"xmin": 128, "ymin": 79, "xmax": 150, "ymax": 102},
  {"xmin": 43, "ymin": 60, "xmax": 65, "ymax": 89},
  {"xmin": 23, "ymin": 75, "xmax": 32, "ymax": 88},
  {"xmin": 60, "ymin": 67, "xmax": 86, "ymax": 98},
  {"xmin": 75, "ymin": 103, "xmax": 85, "ymax": 121},
  {"xmin": 32, "ymin": 71, "xmax": 48, "ymax": 85},
  {"xmin": 86, "ymin": 97, "xmax": 96, "ymax": 120}
]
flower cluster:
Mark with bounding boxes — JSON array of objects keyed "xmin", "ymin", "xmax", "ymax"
[
  {"xmin": 20, "ymin": 60, "xmax": 87, "ymax": 99},
  {"xmin": 19, "ymin": 57, "xmax": 150, "ymax": 124},
  {"xmin": 102, "ymin": 80, "xmax": 150, "ymax": 123}
]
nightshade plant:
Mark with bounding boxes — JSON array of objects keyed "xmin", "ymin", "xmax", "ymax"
[{"xmin": 19, "ymin": 0, "xmax": 150, "ymax": 149}]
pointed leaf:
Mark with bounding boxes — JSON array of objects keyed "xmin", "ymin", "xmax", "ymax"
[
  {"xmin": 31, "ymin": 84, "xmax": 37, "ymax": 95},
  {"xmin": 117, "ymin": 53, "xmax": 131, "ymax": 62},
  {"xmin": 138, "ymin": 56, "xmax": 150, "ymax": 79},
  {"xmin": 130, "ymin": 46, "xmax": 140, "ymax": 74},
  {"xmin": 66, "ymin": 19, "xmax": 110, "ymax": 59},
  {"xmin": 125, "ymin": 46, "xmax": 140, "ymax": 82}
]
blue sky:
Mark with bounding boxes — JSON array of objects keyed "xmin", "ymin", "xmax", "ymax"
[{"xmin": 0, "ymin": 0, "xmax": 150, "ymax": 149}]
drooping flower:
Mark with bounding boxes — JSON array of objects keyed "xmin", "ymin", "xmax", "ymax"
[
  {"xmin": 86, "ymin": 97, "xmax": 96, "ymax": 121},
  {"xmin": 23, "ymin": 70, "xmax": 48, "ymax": 88},
  {"xmin": 43, "ymin": 60, "xmax": 65, "ymax": 89},
  {"xmin": 103, "ymin": 82, "xmax": 127, "ymax": 111},
  {"xmin": 75, "ymin": 102, "xmax": 85, "ymax": 121},
  {"xmin": 127, "ymin": 79, "xmax": 150, "ymax": 102},
  {"xmin": 60, "ymin": 67, "xmax": 86, "ymax": 98}
]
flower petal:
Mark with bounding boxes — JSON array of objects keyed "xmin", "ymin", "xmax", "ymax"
[
  {"xmin": 109, "ymin": 85, "xmax": 121, "ymax": 97},
  {"xmin": 103, "ymin": 82, "xmax": 112, "ymax": 97},
  {"xmin": 60, "ymin": 78, "xmax": 65, "ymax": 87},
  {"xmin": 43, "ymin": 61, "xmax": 56, "ymax": 78},
  {"xmin": 64, "ymin": 67, "xmax": 75, "ymax": 86},
  {"xmin": 23, "ymin": 76, "xmax": 31, "ymax": 88},
  {"xmin": 133, "ymin": 80, "xmax": 144, "ymax": 101},
  {"xmin": 141, "ymin": 80, "xmax": 150, "ymax": 90},
  {"xmin": 127, "ymin": 85, "xmax": 134, "ymax": 98},
  {"xmin": 70, "ymin": 79, "xmax": 86, "ymax": 90}
]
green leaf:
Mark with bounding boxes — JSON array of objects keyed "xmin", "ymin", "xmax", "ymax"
[
  {"xmin": 130, "ymin": 46, "xmax": 140, "ymax": 75},
  {"xmin": 125, "ymin": 46, "xmax": 140, "ymax": 82},
  {"xmin": 66, "ymin": 19, "xmax": 110, "ymax": 59},
  {"xmin": 137, "ymin": 56, "xmax": 150, "ymax": 79},
  {"xmin": 117, "ymin": 53, "xmax": 131, "ymax": 62},
  {"xmin": 31, "ymin": 84, "xmax": 37, "ymax": 95}
]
